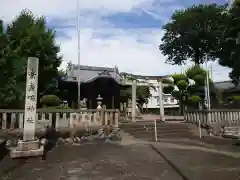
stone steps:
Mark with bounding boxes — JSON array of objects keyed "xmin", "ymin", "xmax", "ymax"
[
  {"xmin": 121, "ymin": 127, "xmax": 189, "ymax": 133},
  {"xmin": 129, "ymin": 131, "xmax": 193, "ymax": 139},
  {"xmin": 119, "ymin": 121, "xmax": 193, "ymax": 141}
]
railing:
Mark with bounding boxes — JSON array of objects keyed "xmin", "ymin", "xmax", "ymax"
[
  {"xmin": 0, "ymin": 108, "xmax": 119, "ymax": 131},
  {"xmin": 184, "ymin": 109, "xmax": 240, "ymax": 127}
]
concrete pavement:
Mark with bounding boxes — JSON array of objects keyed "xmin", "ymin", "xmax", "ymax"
[{"xmin": 0, "ymin": 132, "xmax": 239, "ymax": 180}]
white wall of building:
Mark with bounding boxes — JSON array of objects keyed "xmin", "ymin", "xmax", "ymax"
[{"xmin": 145, "ymin": 88, "xmax": 179, "ymax": 109}]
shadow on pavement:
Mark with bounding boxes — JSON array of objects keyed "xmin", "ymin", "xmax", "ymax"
[
  {"xmin": 0, "ymin": 127, "xmax": 59, "ymax": 176},
  {"xmin": 0, "ymin": 140, "xmax": 9, "ymax": 162},
  {"xmin": 149, "ymin": 144, "xmax": 190, "ymax": 180},
  {"xmin": 41, "ymin": 126, "xmax": 59, "ymax": 160}
]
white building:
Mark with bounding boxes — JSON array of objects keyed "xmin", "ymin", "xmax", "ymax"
[
  {"xmin": 132, "ymin": 78, "xmax": 179, "ymax": 115},
  {"xmin": 146, "ymin": 88, "xmax": 179, "ymax": 109}
]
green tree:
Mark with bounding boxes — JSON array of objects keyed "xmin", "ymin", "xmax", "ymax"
[
  {"xmin": 172, "ymin": 74, "xmax": 189, "ymax": 114},
  {"xmin": 120, "ymin": 85, "xmax": 152, "ymax": 112},
  {"xmin": 5, "ymin": 10, "xmax": 62, "ymax": 107},
  {"xmin": 164, "ymin": 65, "xmax": 210, "ymax": 113},
  {"xmin": 159, "ymin": 4, "xmax": 227, "ymax": 65},
  {"xmin": 136, "ymin": 86, "xmax": 151, "ymax": 111},
  {"xmin": 0, "ymin": 20, "xmax": 20, "ymax": 108},
  {"xmin": 120, "ymin": 87, "xmax": 131, "ymax": 102},
  {"xmin": 214, "ymin": 0, "xmax": 240, "ymax": 84}
]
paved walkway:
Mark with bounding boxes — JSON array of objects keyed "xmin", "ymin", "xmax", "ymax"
[
  {"xmin": 1, "ymin": 142, "xmax": 183, "ymax": 180},
  {"xmin": 0, "ymin": 133, "xmax": 239, "ymax": 180}
]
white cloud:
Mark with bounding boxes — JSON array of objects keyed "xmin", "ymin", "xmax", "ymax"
[
  {"xmin": 0, "ymin": 0, "xmax": 155, "ymax": 21},
  {"xmin": 58, "ymin": 28, "xmax": 182, "ymax": 76},
  {"xmin": 0, "ymin": 0, "xmax": 231, "ymax": 82}
]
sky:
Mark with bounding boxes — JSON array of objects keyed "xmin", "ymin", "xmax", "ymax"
[{"xmin": 0, "ymin": 0, "xmax": 231, "ymax": 82}]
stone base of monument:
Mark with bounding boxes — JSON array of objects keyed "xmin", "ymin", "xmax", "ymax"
[{"xmin": 10, "ymin": 139, "xmax": 44, "ymax": 158}]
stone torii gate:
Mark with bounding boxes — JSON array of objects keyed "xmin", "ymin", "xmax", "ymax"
[{"xmin": 120, "ymin": 73, "xmax": 171, "ymax": 122}]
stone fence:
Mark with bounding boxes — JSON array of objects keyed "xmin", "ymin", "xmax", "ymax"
[
  {"xmin": 184, "ymin": 109, "xmax": 240, "ymax": 136},
  {"xmin": 0, "ymin": 108, "xmax": 119, "ymax": 131},
  {"xmin": 184, "ymin": 109, "xmax": 240, "ymax": 126}
]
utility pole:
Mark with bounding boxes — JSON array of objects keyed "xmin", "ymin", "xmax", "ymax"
[
  {"xmin": 204, "ymin": 57, "xmax": 211, "ymax": 110},
  {"xmin": 77, "ymin": 0, "xmax": 81, "ymax": 109},
  {"xmin": 228, "ymin": 0, "xmax": 234, "ymax": 9}
]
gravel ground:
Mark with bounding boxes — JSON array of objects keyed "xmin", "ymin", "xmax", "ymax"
[
  {"xmin": 0, "ymin": 135, "xmax": 239, "ymax": 180},
  {"xmin": 0, "ymin": 142, "xmax": 183, "ymax": 180}
]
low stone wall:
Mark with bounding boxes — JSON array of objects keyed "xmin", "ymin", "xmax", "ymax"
[
  {"xmin": 0, "ymin": 108, "xmax": 119, "ymax": 129},
  {"xmin": 0, "ymin": 108, "xmax": 120, "ymax": 142},
  {"xmin": 2, "ymin": 126, "xmax": 122, "ymax": 149}
]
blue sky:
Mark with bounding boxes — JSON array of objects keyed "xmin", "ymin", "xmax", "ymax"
[{"xmin": 0, "ymin": 0, "xmax": 231, "ymax": 81}]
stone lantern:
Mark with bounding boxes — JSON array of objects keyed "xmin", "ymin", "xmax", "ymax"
[{"xmin": 96, "ymin": 95, "xmax": 103, "ymax": 109}]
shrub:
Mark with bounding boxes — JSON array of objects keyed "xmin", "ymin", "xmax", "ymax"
[
  {"xmin": 177, "ymin": 80, "xmax": 188, "ymax": 91},
  {"xmin": 186, "ymin": 65, "xmax": 206, "ymax": 79},
  {"xmin": 232, "ymin": 95, "xmax": 240, "ymax": 102},
  {"xmin": 192, "ymin": 74, "xmax": 205, "ymax": 86},
  {"xmin": 188, "ymin": 95, "xmax": 202, "ymax": 103},
  {"xmin": 163, "ymin": 85, "xmax": 175, "ymax": 94},
  {"xmin": 172, "ymin": 74, "xmax": 189, "ymax": 84},
  {"xmin": 40, "ymin": 95, "xmax": 62, "ymax": 107},
  {"xmin": 162, "ymin": 78, "xmax": 174, "ymax": 84}
]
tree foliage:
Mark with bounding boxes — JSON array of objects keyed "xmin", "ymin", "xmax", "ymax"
[
  {"xmin": 0, "ymin": 20, "xmax": 19, "ymax": 107},
  {"xmin": 214, "ymin": 0, "xmax": 240, "ymax": 84},
  {"xmin": 120, "ymin": 86, "xmax": 152, "ymax": 106},
  {"xmin": 159, "ymin": 4, "xmax": 227, "ymax": 65},
  {"xmin": 136, "ymin": 86, "xmax": 151, "ymax": 106},
  {"xmin": 165, "ymin": 65, "xmax": 210, "ymax": 111},
  {"xmin": 0, "ymin": 10, "xmax": 62, "ymax": 108},
  {"xmin": 160, "ymin": 1, "xmax": 240, "ymax": 83}
]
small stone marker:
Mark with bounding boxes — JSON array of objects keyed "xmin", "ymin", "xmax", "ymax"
[{"xmin": 10, "ymin": 57, "xmax": 44, "ymax": 158}]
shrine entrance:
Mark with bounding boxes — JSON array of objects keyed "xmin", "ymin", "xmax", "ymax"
[{"xmin": 81, "ymin": 77, "xmax": 120, "ymax": 109}]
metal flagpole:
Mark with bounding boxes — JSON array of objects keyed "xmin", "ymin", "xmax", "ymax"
[
  {"xmin": 77, "ymin": 0, "xmax": 81, "ymax": 109},
  {"xmin": 202, "ymin": 56, "xmax": 211, "ymax": 138},
  {"xmin": 205, "ymin": 59, "xmax": 211, "ymax": 110}
]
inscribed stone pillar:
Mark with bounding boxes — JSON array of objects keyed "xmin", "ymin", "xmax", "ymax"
[
  {"xmin": 131, "ymin": 80, "xmax": 137, "ymax": 121},
  {"xmin": 23, "ymin": 57, "xmax": 39, "ymax": 141},
  {"xmin": 158, "ymin": 80, "xmax": 165, "ymax": 121}
]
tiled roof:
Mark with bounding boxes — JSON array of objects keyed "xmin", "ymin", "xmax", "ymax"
[
  {"xmin": 63, "ymin": 64, "xmax": 121, "ymax": 84},
  {"xmin": 214, "ymin": 80, "xmax": 235, "ymax": 90}
]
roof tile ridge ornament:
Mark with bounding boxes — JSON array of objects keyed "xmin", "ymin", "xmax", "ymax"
[
  {"xmin": 114, "ymin": 65, "xmax": 119, "ymax": 74},
  {"xmin": 67, "ymin": 62, "xmax": 73, "ymax": 72},
  {"xmin": 98, "ymin": 69, "xmax": 111, "ymax": 76}
]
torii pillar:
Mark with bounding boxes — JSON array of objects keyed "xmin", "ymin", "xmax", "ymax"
[
  {"xmin": 131, "ymin": 80, "xmax": 137, "ymax": 122},
  {"xmin": 158, "ymin": 79, "xmax": 165, "ymax": 121}
]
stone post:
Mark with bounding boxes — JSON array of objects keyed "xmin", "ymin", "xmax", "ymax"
[
  {"xmin": 120, "ymin": 102, "xmax": 123, "ymax": 112},
  {"xmin": 10, "ymin": 57, "xmax": 44, "ymax": 158},
  {"xmin": 132, "ymin": 80, "xmax": 137, "ymax": 122},
  {"xmin": 158, "ymin": 80, "xmax": 165, "ymax": 121},
  {"xmin": 23, "ymin": 58, "xmax": 39, "ymax": 141}
]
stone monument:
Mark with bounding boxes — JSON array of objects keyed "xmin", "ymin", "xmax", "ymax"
[
  {"xmin": 80, "ymin": 98, "xmax": 87, "ymax": 110},
  {"xmin": 127, "ymin": 99, "xmax": 132, "ymax": 116},
  {"xmin": 10, "ymin": 57, "xmax": 44, "ymax": 158}
]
